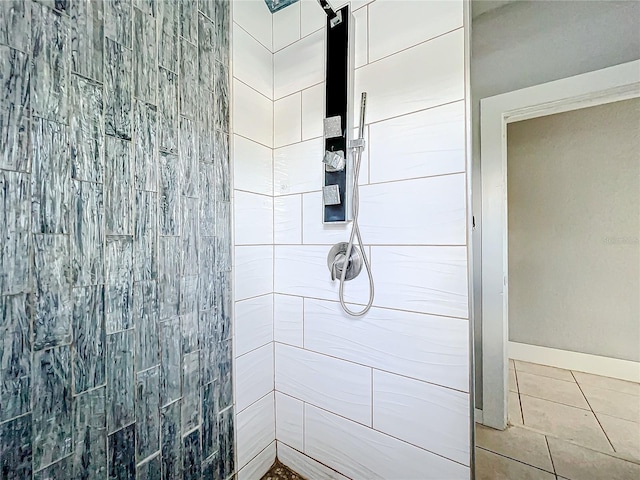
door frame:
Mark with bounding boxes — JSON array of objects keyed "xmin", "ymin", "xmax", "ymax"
[{"xmin": 479, "ymin": 60, "xmax": 640, "ymax": 430}]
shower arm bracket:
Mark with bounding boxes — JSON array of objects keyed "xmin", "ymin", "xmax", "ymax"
[{"xmin": 348, "ymin": 138, "xmax": 365, "ymax": 150}]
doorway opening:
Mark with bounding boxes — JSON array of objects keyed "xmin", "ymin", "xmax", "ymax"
[{"xmin": 476, "ymin": 61, "xmax": 640, "ymax": 478}]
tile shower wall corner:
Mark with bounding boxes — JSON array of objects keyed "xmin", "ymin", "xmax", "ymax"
[
  {"xmin": 231, "ymin": 0, "xmax": 277, "ymax": 476},
  {"xmin": 271, "ymin": 0, "xmax": 471, "ymax": 478},
  {"xmin": 0, "ymin": 0, "xmax": 233, "ymax": 478}
]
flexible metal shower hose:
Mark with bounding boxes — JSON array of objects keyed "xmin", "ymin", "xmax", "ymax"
[{"xmin": 338, "ymin": 92, "xmax": 375, "ymax": 317}]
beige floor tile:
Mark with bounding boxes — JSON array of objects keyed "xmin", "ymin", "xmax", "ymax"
[
  {"xmin": 514, "ymin": 360, "xmax": 575, "ymax": 382},
  {"xmin": 509, "ymin": 368, "xmax": 518, "ymax": 393},
  {"xmin": 475, "ymin": 448, "xmax": 555, "ymax": 480},
  {"xmin": 520, "ymin": 395, "xmax": 613, "ymax": 452},
  {"xmin": 580, "ymin": 383, "xmax": 640, "ymax": 423},
  {"xmin": 509, "ymin": 359, "xmax": 515, "ymax": 370},
  {"xmin": 573, "ymin": 371, "xmax": 640, "ymax": 397},
  {"xmin": 476, "ymin": 424, "xmax": 554, "ymax": 473},
  {"xmin": 517, "ymin": 371, "xmax": 590, "ymax": 409},
  {"xmin": 509, "ymin": 391, "xmax": 523, "ymax": 425},
  {"xmin": 547, "ymin": 436, "xmax": 640, "ymax": 480},
  {"xmin": 597, "ymin": 413, "xmax": 640, "ymax": 462}
]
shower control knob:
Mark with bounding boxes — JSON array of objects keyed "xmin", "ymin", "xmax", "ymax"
[{"xmin": 327, "ymin": 242, "xmax": 363, "ymax": 281}]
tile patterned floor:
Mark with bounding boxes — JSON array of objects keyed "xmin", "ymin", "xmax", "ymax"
[
  {"xmin": 477, "ymin": 360, "xmax": 640, "ymax": 480},
  {"xmin": 261, "ymin": 460, "xmax": 305, "ymax": 480}
]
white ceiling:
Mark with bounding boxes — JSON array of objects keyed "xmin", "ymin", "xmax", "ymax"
[{"xmin": 471, "ymin": 0, "xmax": 518, "ymax": 19}]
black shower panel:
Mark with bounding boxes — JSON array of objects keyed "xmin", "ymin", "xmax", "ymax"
[{"xmin": 323, "ymin": 4, "xmax": 354, "ymax": 224}]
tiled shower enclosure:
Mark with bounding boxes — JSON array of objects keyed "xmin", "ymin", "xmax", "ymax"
[{"xmin": 0, "ymin": 0, "xmax": 233, "ymax": 478}]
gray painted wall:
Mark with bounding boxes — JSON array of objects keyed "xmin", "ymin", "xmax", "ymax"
[
  {"xmin": 0, "ymin": 1, "xmax": 233, "ymax": 478},
  {"xmin": 471, "ymin": 0, "xmax": 640, "ymax": 408},
  {"xmin": 508, "ymin": 99, "xmax": 640, "ymax": 362}
]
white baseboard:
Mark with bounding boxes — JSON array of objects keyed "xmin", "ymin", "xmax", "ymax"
[{"xmin": 508, "ymin": 342, "xmax": 640, "ymax": 383}]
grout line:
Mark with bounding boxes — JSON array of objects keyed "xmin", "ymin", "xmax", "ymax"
[
  {"xmin": 232, "ymin": 132, "xmax": 272, "ymax": 151},
  {"xmin": 289, "ymin": 397, "xmax": 471, "ymax": 468},
  {"xmin": 271, "ymin": 0, "xmax": 275, "ymax": 54},
  {"xmin": 301, "ymin": 297, "xmax": 305, "ymax": 349},
  {"xmin": 271, "ymin": 168, "xmax": 466, "ymax": 194},
  {"xmin": 364, "ymin": 97, "xmax": 465, "ymax": 128},
  {"xmin": 359, "ymin": 25, "xmax": 463, "ymax": 69},
  {"xmin": 235, "ymin": 341, "xmax": 272, "ymax": 360},
  {"xmin": 272, "ymin": 9, "xmax": 277, "ymax": 431},
  {"xmin": 300, "ymin": 193, "xmax": 304, "ymax": 244},
  {"xmin": 234, "ymin": 76, "xmax": 273, "ymax": 103},
  {"xmin": 238, "ymin": 439, "xmax": 276, "ymax": 473},
  {"xmin": 275, "ymin": 341, "xmax": 469, "ymax": 395},
  {"xmin": 299, "ymin": 0, "xmax": 303, "ymax": 46},
  {"xmin": 545, "ymin": 435, "xmax": 557, "ymax": 475},
  {"xmin": 274, "ymin": 134, "xmax": 322, "ymax": 150},
  {"xmin": 233, "ymin": 188, "xmax": 273, "ymax": 199},
  {"xmin": 277, "ymin": 440, "xmax": 354, "ymax": 480},
  {"xmin": 273, "ymin": 242, "xmax": 467, "ymax": 247},
  {"xmin": 273, "ymin": 342, "xmax": 277, "ymax": 446},
  {"xmin": 366, "ymin": 125, "xmax": 371, "ymax": 184},
  {"xmin": 475, "ymin": 437, "xmax": 558, "ymax": 476},
  {"xmin": 299, "ymin": 84, "xmax": 303, "ymax": 144},
  {"xmin": 272, "ymin": 23, "xmax": 323, "ymax": 55},
  {"xmin": 365, "ymin": 3, "xmax": 370, "ymax": 66},
  {"xmin": 237, "ymin": 389, "xmax": 275, "ymax": 416},
  {"xmin": 370, "ymin": 368, "xmax": 374, "ymax": 428},
  {"xmin": 518, "ymin": 392, "xmax": 591, "ymax": 413},
  {"xmin": 515, "ymin": 361, "xmax": 525, "ymax": 425},
  {"xmin": 233, "ymin": 21, "xmax": 273, "ymax": 56},
  {"xmin": 571, "ymin": 370, "xmax": 617, "ymax": 452},
  {"xmin": 235, "ymin": 291, "xmax": 275, "ymax": 303},
  {"xmin": 268, "ymin": 291, "xmax": 470, "ymax": 321},
  {"xmin": 476, "ymin": 446, "xmax": 557, "ymax": 476}
]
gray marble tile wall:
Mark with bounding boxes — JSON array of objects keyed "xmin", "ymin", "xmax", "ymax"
[{"xmin": 0, "ymin": 0, "xmax": 233, "ymax": 478}]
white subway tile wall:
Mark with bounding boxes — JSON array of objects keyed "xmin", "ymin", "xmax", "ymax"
[
  {"xmin": 300, "ymin": 0, "xmax": 326, "ymax": 38},
  {"xmin": 233, "ymin": 79, "xmax": 273, "ymax": 148},
  {"xmin": 237, "ymin": 441, "xmax": 277, "ymax": 480},
  {"xmin": 270, "ymin": 0, "xmax": 470, "ymax": 477},
  {"xmin": 274, "ymin": 195, "xmax": 303, "ymax": 244},
  {"xmin": 232, "ymin": 0, "xmax": 470, "ymax": 478},
  {"xmin": 235, "ymin": 343, "xmax": 274, "ymax": 412},
  {"xmin": 275, "ymin": 392, "xmax": 305, "ymax": 451},
  {"xmin": 233, "ymin": 0, "xmax": 274, "ymax": 50},
  {"xmin": 274, "ymin": 30, "xmax": 325, "ymax": 99},
  {"xmin": 234, "ymin": 245, "xmax": 274, "ymax": 300},
  {"xmin": 275, "ymin": 344, "xmax": 373, "ymax": 426},
  {"xmin": 237, "ymin": 392, "xmax": 276, "ymax": 468},
  {"xmin": 273, "ymin": 1, "xmax": 302, "ymax": 51},
  {"xmin": 373, "ymin": 370, "xmax": 471, "ymax": 465},
  {"xmin": 233, "ymin": 23, "xmax": 274, "ymax": 99},
  {"xmin": 233, "ymin": 135, "xmax": 273, "ymax": 196},
  {"xmin": 274, "ymin": 93, "xmax": 303, "ymax": 147},
  {"xmin": 232, "ymin": 1, "xmax": 276, "ymax": 474},
  {"xmin": 355, "ymin": 29, "xmax": 465, "ymax": 125},
  {"xmin": 367, "ymin": 0, "xmax": 463, "ymax": 62},
  {"xmin": 301, "ymin": 83, "xmax": 325, "ymax": 140},
  {"xmin": 234, "ymin": 191, "xmax": 274, "ymax": 245},
  {"xmin": 274, "ymin": 137, "xmax": 324, "ymax": 195},
  {"xmin": 274, "ymin": 294, "xmax": 304, "ymax": 347},
  {"xmin": 235, "ymin": 294, "xmax": 274, "ymax": 356},
  {"xmin": 305, "ymin": 404, "xmax": 469, "ymax": 480}
]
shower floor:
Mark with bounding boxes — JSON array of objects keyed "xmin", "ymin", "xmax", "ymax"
[{"xmin": 261, "ymin": 460, "xmax": 305, "ymax": 480}]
